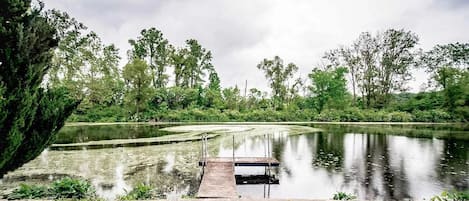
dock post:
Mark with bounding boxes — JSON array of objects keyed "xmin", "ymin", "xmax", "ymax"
[{"xmin": 232, "ymin": 134, "xmax": 235, "ymax": 171}]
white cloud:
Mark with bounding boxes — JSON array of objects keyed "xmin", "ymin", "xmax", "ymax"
[{"xmin": 44, "ymin": 0, "xmax": 469, "ymax": 93}]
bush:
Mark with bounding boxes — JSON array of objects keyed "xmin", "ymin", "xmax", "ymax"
[
  {"xmin": 69, "ymin": 105, "xmax": 127, "ymax": 122},
  {"xmin": 413, "ymin": 109, "xmax": 452, "ymax": 122},
  {"xmin": 314, "ymin": 109, "xmax": 341, "ymax": 121},
  {"xmin": 332, "ymin": 192, "xmax": 357, "ymax": 200},
  {"xmin": 119, "ymin": 183, "xmax": 154, "ymax": 200},
  {"xmin": 431, "ymin": 190, "xmax": 469, "ymax": 201},
  {"xmin": 67, "ymin": 103, "xmax": 461, "ymax": 123},
  {"xmin": 6, "ymin": 183, "xmax": 49, "ymax": 200},
  {"xmin": 50, "ymin": 177, "xmax": 95, "ymax": 199},
  {"xmin": 367, "ymin": 110, "xmax": 390, "ymax": 121},
  {"xmin": 387, "ymin": 111, "xmax": 413, "ymax": 122},
  {"xmin": 339, "ymin": 107, "xmax": 365, "ymax": 122}
]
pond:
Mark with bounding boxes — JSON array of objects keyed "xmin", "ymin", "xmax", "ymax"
[{"xmin": 1, "ymin": 123, "xmax": 468, "ymax": 200}]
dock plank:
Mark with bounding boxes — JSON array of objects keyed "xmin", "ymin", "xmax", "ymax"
[{"xmin": 197, "ymin": 162, "xmax": 237, "ymax": 198}]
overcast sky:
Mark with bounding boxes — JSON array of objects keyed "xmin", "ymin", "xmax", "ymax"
[{"xmin": 43, "ymin": 0, "xmax": 469, "ymax": 93}]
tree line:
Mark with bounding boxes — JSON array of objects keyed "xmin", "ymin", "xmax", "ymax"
[
  {"xmin": 0, "ymin": 1, "xmax": 467, "ymax": 176},
  {"xmin": 43, "ymin": 10, "xmax": 468, "ymax": 122}
]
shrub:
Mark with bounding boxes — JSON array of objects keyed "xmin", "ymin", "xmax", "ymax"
[
  {"xmin": 315, "ymin": 109, "xmax": 341, "ymax": 122},
  {"xmin": 339, "ymin": 107, "xmax": 365, "ymax": 122},
  {"xmin": 50, "ymin": 177, "xmax": 95, "ymax": 199},
  {"xmin": 413, "ymin": 109, "xmax": 452, "ymax": 122},
  {"xmin": 431, "ymin": 190, "xmax": 469, "ymax": 201},
  {"xmin": 332, "ymin": 192, "xmax": 357, "ymax": 200},
  {"xmin": 119, "ymin": 183, "xmax": 154, "ymax": 200},
  {"xmin": 387, "ymin": 111, "xmax": 413, "ymax": 122},
  {"xmin": 6, "ymin": 183, "xmax": 49, "ymax": 200}
]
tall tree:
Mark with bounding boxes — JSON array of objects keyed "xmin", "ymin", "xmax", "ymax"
[
  {"xmin": 80, "ymin": 33, "xmax": 123, "ymax": 106},
  {"xmin": 420, "ymin": 43, "xmax": 468, "ymax": 72},
  {"xmin": 222, "ymin": 86, "xmax": 241, "ymax": 110},
  {"xmin": 377, "ymin": 29, "xmax": 418, "ymax": 106},
  {"xmin": 287, "ymin": 77, "xmax": 304, "ymax": 104},
  {"xmin": 181, "ymin": 39, "xmax": 213, "ymax": 88},
  {"xmin": 0, "ymin": 1, "xmax": 79, "ymax": 176},
  {"xmin": 128, "ymin": 28, "xmax": 172, "ymax": 88},
  {"xmin": 421, "ymin": 43, "xmax": 469, "ymax": 119},
  {"xmin": 46, "ymin": 10, "xmax": 123, "ymax": 107},
  {"xmin": 123, "ymin": 58, "xmax": 152, "ymax": 121},
  {"xmin": 257, "ymin": 56, "xmax": 298, "ymax": 109},
  {"xmin": 420, "ymin": 43, "xmax": 469, "ymax": 87},
  {"xmin": 308, "ymin": 67, "xmax": 349, "ymax": 112},
  {"xmin": 170, "ymin": 48, "xmax": 187, "ymax": 87},
  {"xmin": 205, "ymin": 71, "xmax": 223, "ymax": 108},
  {"xmin": 435, "ymin": 67, "xmax": 468, "ymax": 115},
  {"xmin": 46, "ymin": 9, "xmax": 88, "ymax": 99},
  {"xmin": 324, "ymin": 45, "xmax": 360, "ymax": 104},
  {"xmin": 324, "ymin": 29, "xmax": 418, "ymax": 108}
]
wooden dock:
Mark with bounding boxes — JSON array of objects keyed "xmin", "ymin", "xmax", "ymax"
[
  {"xmin": 197, "ymin": 157, "xmax": 279, "ymax": 198},
  {"xmin": 199, "ymin": 157, "xmax": 280, "ymax": 167}
]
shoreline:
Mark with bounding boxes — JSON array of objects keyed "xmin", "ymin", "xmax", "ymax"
[{"xmin": 64, "ymin": 121, "xmax": 465, "ymax": 127}]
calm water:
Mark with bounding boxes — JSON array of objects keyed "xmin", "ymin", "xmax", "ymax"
[
  {"xmin": 1, "ymin": 124, "xmax": 468, "ymax": 201},
  {"xmin": 230, "ymin": 124, "xmax": 468, "ymax": 200},
  {"xmin": 55, "ymin": 124, "xmax": 172, "ymax": 144}
]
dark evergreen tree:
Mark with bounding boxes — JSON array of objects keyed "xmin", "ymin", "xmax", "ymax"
[{"xmin": 0, "ymin": 0, "xmax": 79, "ymax": 176}]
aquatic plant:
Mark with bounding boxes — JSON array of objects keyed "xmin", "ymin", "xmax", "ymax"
[
  {"xmin": 119, "ymin": 183, "xmax": 154, "ymax": 200},
  {"xmin": 431, "ymin": 190, "xmax": 469, "ymax": 201},
  {"xmin": 49, "ymin": 177, "xmax": 96, "ymax": 199},
  {"xmin": 6, "ymin": 183, "xmax": 49, "ymax": 200},
  {"xmin": 332, "ymin": 192, "xmax": 357, "ymax": 200}
]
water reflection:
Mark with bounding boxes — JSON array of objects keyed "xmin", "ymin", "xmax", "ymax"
[
  {"xmin": 1, "ymin": 124, "xmax": 468, "ymax": 201},
  {"xmin": 225, "ymin": 125, "xmax": 468, "ymax": 200},
  {"xmin": 2, "ymin": 142, "xmax": 202, "ymax": 200},
  {"xmin": 55, "ymin": 124, "xmax": 172, "ymax": 144}
]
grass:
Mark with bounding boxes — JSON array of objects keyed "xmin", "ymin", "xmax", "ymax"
[
  {"xmin": 6, "ymin": 183, "xmax": 48, "ymax": 200},
  {"xmin": 4, "ymin": 177, "xmax": 96, "ymax": 200},
  {"xmin": 332, "ymin": 192, "xmax": 357, "ymax": 200},
  {"xmin": 431, "ymin": 190, "xmax": 469, "ymax": 201},
  {"xmin": 119, "ymin": 183, "xmax": 154, "ymax": 200}
]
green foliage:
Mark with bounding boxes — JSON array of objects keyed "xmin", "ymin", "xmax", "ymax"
[
  {"xmin": 431, "ymin": 190, "xmax": 469, "ymax": 201},
  {"xmin": 5, "ymin": 178, "xmax": 96, "ymax": 200},
  {"xmin": 55, "ymin": 199, "xmax": 106, "ymax": 201},
  {"xmin": 67, "ymin": 104, "xmax": 464, "ymax": 123},
  {"xmin": 420, "ymin": 43, "xmax": 468, "ymax": 73},
  {"xmin": 390, "ymin": 92, "xmax": 445, "ymax": 112},
  {"xmin": 436, "ymin": 67, "xmax": 468, "ymax": 120},
  {"xmin": 325, "ymin": 29, "xmax": 419, "ymax": 108},
  {"xmin": 46, "ymin": 9, "xmax": 88, "ymax": 99},
  {"xmin": 421, "ymin": 43, "xmax": 469, "ymax": 121},
  {"xmin": 119, "ymin": 183, "xmax": 154, "ymax": 200},
  {"xmin": 38, "ymin": 11, "xmax": 466, "ymax": 124},
  {"xmin": 181, "ymin": 39, "xmax": 214, "ymax": 88},
  {"xmin": 6, "ymin": 184, "xmax": 49, "ymax": 200},
  {"xmin": 332, "ymin": 192, "xmax": 357, "ymax": 200},
  {"xmin": 387, "ymin": 111, "xmax": 413, "ymax": 122},
  {"xmin": 257, "ymin": 56, "xmax": 298, "ymax": 109},
  {"xmin": 50, "ymin": 177, "xmax": 95, "ymax": 199},
  {"xmin": 128, "ymin": 28, "xmax": 172, "ymax": 88},
  {"xmin": 68, "ymin": 105, "xmax": 127, "ymax": 122},
  {"xmin": 123, "ymin": 58, "xmax": 153, "ymax": 121},
  {"xmin": 308, "ymin": 67, "xmax": 349, "ymax": 112},
  {"xmin": 46, "ymin": 10, "xmax": 123, "ymax": 105},
  {"xmin": 412, "ymin": 109, "xmax": 452, "ymax": 122},
  {"xmin": 0, "ymin": 1, "xmax": 79, "ymax": 176},
  {"xmin": 168, "ymin": 39, "xmax": 214, "ymax": 89},
  {"xmin": 222, "ymin": 86, "xmax": 242, "ymax": 110}
]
